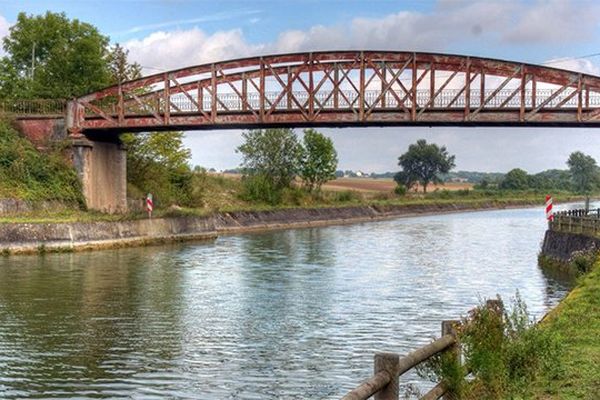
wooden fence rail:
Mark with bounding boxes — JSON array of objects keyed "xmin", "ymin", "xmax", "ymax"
[
  {"xmin": 341, "ymin": 300, "xmax": 501, "ymax": 400},
  {"xmin": 550, "ymin": 208, "xmax": 600, "ymax": 236}
]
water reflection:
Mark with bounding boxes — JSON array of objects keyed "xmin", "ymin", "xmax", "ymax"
[{"xmin": 0, "ymin": 206, "xmax": 576, "ymax": 398}]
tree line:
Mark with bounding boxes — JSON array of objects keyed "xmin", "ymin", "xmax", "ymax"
[
  {"xmin": 1, "ymin": 11, "xmax": 598, "ymax": 209},
  {"xmin": 393, "ymin": 140, "xmax": 600, "ymax": 196}
]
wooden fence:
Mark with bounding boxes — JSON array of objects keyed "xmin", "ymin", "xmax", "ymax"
[
  {"xmin": 550, "ymin": 208, "xmax": 600, "ymax": 236},
  {"xmin": 341, "ymin": 300, "xmax": 501, "ymax": 400}
]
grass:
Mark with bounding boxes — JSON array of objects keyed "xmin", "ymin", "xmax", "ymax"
[
  {"xmin": 0, "ymin": 175, "xmax": 587, "ymax": 224},
  {"xmin": 528, "ymin": 262, "xmax": 600, "ymax": 399},
  {"xmin": 0, "ymin": 120, "xmax": 84, "ymax": 205}
]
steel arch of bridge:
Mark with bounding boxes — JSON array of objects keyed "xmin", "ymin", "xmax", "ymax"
[{"xmin": 67, "ymin": 51, "xmax": 600, "ymax": 134}]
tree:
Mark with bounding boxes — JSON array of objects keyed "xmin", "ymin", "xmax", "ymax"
[
  {"xmin": 1, "ymin": 11, "xmax": 112, "ymax": 99},
  {"xmin": 396, "ymin": 139, "xmax": 456, "ymax": 193},
  {"xmin": 567, "ymin": 151, "xmax": 599, "ymax": 194},
  {"xmin": 298, "ymin": 129, "xmax": 338, "ymax": 193},
  {"xmin": 499, "ymin": 168, "xmax": 529, "ymax": 190},
  {"xmin": 107, "ymin": 43, "xmax": 142, "ymax": 84},
  {"xmin": 121, "ymin": 132, "xmax": 194, "ymax": 206},
  {"xmin": 236, "ymin": 128, "xmax": 302, "ymax": 190},
  {"xmin": 393, "ymin": 170, "xmax": 418, "ymax": 192}
]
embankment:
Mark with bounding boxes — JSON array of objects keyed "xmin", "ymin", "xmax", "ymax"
[
  {"xmin": 0, "ymin": 200, "xmax": 542, "ymax": 254},
  {"xmin": 540, "ymin": 229, "xmax": 600, "ymax": 263}
]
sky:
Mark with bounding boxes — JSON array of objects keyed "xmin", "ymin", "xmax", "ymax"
[{"xmin": 2, "ymin": 0, "xmax": 600, "ymax": 173}]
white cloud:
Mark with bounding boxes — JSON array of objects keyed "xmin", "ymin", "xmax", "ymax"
[
  {"xmin": 504, "ymin": 0, "xmax": 600, "ymax": 44},
  {"xmin": 125, "ymin": 28, "xmax": 263, "ymax": 72},
  {"xmin": 543, "ymin": 58, "xmax": 600, "ymax": 75},
  {"xmin": 125, "ymin": 0, "xmax": 600, "ymax": 75}
]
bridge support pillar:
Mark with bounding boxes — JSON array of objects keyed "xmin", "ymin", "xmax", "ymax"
[{"xmin": 71, "ymin": 137, "xmax": 127, "ymax": 213}]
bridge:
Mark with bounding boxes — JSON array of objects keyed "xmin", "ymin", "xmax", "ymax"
[{"xmin": 5, "ymin": 51, "xmax": 600, "ymax": 212}]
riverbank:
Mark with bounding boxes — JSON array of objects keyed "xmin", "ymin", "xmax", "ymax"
[
  {"xmin": 0, "ymin": 198, "xmax": 551, "ymax": 255},
  {"xmin": 530, "ymin": 262, "xmax": 600, "ymax": 399}
]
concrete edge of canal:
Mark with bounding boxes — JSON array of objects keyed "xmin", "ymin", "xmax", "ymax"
[{"xmin": 0, "ymin": 200, "xmax": 544, "ymax": 255}]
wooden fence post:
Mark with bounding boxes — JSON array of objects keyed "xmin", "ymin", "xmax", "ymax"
[
  {"xmin": 441, "ymin": 320, "xmax": 461, "ymax": 400},
  {"xmin": 374, "ymin": 352, "xmax": 399, "ymax": 400}
]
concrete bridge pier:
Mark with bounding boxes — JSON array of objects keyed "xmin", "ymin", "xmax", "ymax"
[{"xmin": 71, "ymin": 135, "xmax": 127, "ymax": 213}]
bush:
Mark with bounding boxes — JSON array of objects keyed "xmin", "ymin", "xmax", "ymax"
[
  {"xmin": 0, "ymin": 121, "xmax": 84, "ymax": 205},
  {"xmin": 239, "ymin": 173, "xmax": 282, "ymax": 205},
  {"xmin": 332, "ymin": 190, "xmax": 362, "ymax": 203},
  {"xmin": 568, "ymin": 246, "xmax": 598, "ymax": 274},
  {"xmin": 394, "ymin": 185, "xmax": 407, "ymax": 196},
  {"xmin": 419, "ymin": 293, "xmax": 562, "ymax": 399}
]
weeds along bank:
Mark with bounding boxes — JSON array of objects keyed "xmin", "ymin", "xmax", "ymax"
[
  {"xmin": 0, "ymin": 121, "xmax": 83, "ymax": 207},
  {"xmin": 417, "ymin": 263, "xmax": 598, "ymax": 400}
]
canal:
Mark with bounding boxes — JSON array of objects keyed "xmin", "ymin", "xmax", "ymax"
[{"xmin": 0, "ymin": 205, "xmax": 579, "ymax": 399}]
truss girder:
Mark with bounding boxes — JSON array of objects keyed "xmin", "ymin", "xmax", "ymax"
[{"xmin": 68, "ymin": 51, "xmax": 600, "ymax": 134}]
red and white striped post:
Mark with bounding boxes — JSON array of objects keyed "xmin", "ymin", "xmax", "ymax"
[
  {"xmin": 545, "ymin": 195, "xmax": 553, "ymax": 222},
  {"xmin": 146, "ymin": 193, "xmax": 154, "ymax": 219}
]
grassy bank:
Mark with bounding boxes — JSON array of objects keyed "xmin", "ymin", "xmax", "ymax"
[
  {"xmin": 529, "ymin": 263, "xmax": 600, "ymax": 399},
  {"xmin": 0, "ymin": 121, "xmax": 84, "ymax": 205},
  {"xmin": 0, "ymin": 187, "xmax": 584, "ymax": 224}
]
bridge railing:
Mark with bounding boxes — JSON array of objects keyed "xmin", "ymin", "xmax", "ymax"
[
  {"xmin": 550, "ymin": 208, "xmax": 600, "ymax": 235},
  {"xmin": 0, "ymin": 99, "xmax": 67, "ymax": 116},
  {"xmin": 5, "ymin": 87, "xmax": 600, "ymax": 118},
  {"xmin": 341, "ymin": 300, "xmax": 502, "ymax": 400},
  {"xmin": 148, "ymin": 88, "xmax": 599, "ymax": 116}
]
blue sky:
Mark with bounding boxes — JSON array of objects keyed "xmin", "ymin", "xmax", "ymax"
[{"xmin": 2, "ymin": 0, "xmax": 600, "ymax": 172}]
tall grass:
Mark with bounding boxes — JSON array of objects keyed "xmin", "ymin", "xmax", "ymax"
[{"xmin": 0, "ymin": 121, "xmax": 84, "ymax": 206}]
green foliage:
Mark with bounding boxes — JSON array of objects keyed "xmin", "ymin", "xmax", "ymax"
[
  {"xmin": 499, "ymin": 168, "xmax": 529, "ymax": 190},
  {"xmin": 121, "ymin": 131, "xmax": 198, "ymax": 208},
  {"xmin": 107, "ymin": 43, "xmax": 142, "ymax": 84},
  {"xmin": 529, "ymin": 262, "xmax": 600, "ymax": 399},
  {"xmin": 396, "ymin": 139, "xmax": 456, "ymax": 193},
  {"xmin": 568, "ymin": 246, "xmax": 598, "ymax": 275},
  {"xmin": 331, "ymin": 190, "xmax": 362, "ymax": 203},
  {"xmin": 460, "ymin": 294, "xmax": 562, "ymax": 399},
  {"xmin": 1, "ymin": 11, "xmax": 112, "ymax": 99},
  {"xmin": 393, "ymin": 185, "xmax": 407, "ymax": 196},
  {"xmin": 298, "ymin": 129, "xmax": 338, "ymax": 193},
  {"xmin": 237, "ymin": 128, "xmax": 302, "ymax": 190},
  {"xmin": 417, "ymin": 347, "xmax": 467, "ymax": 398},
  {"xmin": 567, "ymin": 151, "xmax": 600, "ymax": 194},
  {"xmin": 0, "ymin": 121, "xmax": 84, "ymax": 205},
  {"xmin": 239, "ymin": 173, "xmax": 282, "ymax": 205}
]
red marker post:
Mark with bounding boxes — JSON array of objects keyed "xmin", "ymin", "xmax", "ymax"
[
  {"xmin": 545, "ymin": 195, "xmax": 553, "ymax": 222},
  {"xmin": 146, "ymin": 193, "xmax": 153, "ymax": 219}
]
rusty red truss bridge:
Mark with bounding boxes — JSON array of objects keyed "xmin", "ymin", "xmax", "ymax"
[{"xmin": 12, "ymin": 51, "xmax": 600, "ymax": 134}]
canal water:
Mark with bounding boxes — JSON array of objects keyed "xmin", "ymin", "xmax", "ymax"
[{"xmin": 0, "ymin": 204, "xmax": 581, "ymax": 399}]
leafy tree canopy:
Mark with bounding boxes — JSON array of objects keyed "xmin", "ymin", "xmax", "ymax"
[
  {"xmin": 567, "ymin": 151, "xmax": 600, "ymax": 194},
  {"xmin": 499, "ymin": 168, "xmax": 529, "ymax": 190},
  {"xmin": 237, "ymin": 128, "xmax": 302, "ymax": 190},
  {"xmin": 1, "ymin": 11, "xmax": 112, "ymax": 99},
  {"xmin": 298, "ymin": 129, "xmax": 338, "ymax": 193},
  {"xmin": 396, "ymin": 139, "xmax": 455, "ymax": 193}
]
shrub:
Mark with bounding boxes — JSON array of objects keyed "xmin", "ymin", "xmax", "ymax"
[
  {"xmin": 332, "ymin": 190, "xmax": 362, "ymax": 203},
  {"xmin": 419, "ymin": 293, "xmax": 562, "ymax": 399},
  {"xmin": 0, "ymin": 121, "xmax": 84, "ymax": 205},
  {"xmin": 239, "ymin": 173, "xmax": 282, "ymax": 205},
  {"xmin": 394, "ymin": 185, "xmax": 407, "ymax": 196},
  {"xmin": 568, "ymin": 245, "xmax": 598, "ymax": 274}
]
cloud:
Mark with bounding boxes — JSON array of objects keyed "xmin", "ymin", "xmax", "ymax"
[
  {"xmin": 125, "ymin": 28, "xmax": 263, "ymax": 72},
  {"xmin": 125, "ymin": 0, "xmax": 600, "ymax": 75},
  {"xmin": 504, "ymin": 0, "xmax": 600, "ymax": 44},
  {"xmin": 542, "ymin": 58, "xmax": 600, "ymax": 75}
]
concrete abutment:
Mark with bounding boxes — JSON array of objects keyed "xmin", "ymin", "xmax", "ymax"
[{"xmin": 71, "ymin": 137, "xmax": 127, "ymax": 213}]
